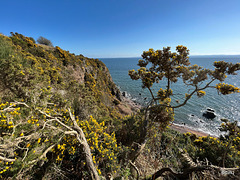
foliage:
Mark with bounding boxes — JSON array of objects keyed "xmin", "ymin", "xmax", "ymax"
[
  {"xmin": 138, "ymin": 121, "xmax": 240, "ymax": 179},
  {"xmin": 0, "ymin": 32, "xmax": 126, "ymax": 179},
  {"xmin": 0, "ymin": 35, "xmax": 14, "ymax": 59},
  {"xmin": 0, "ymin": 101, "xmax": 67, "ymax": 179},
  {"xmin": 29, "ymin": 37, "xmax": 36, "ymax": 44},
  {"xmin": 129, "ymin": 45, "xmax": 240, "ymax": 137},
  {"xmin": 79, "ymin": 116, "xmax": 121, "ymax": 175},
  {"xmin": 127, "ymin": 46, "xmax": 240, "ymax": 178},
  {"xmin": 37, "ymin": 36, "xmax": 53, "ymax": 47},
  {"xmin": 1, "ymin": 32, "xmax": 122, "ymax": 120},
  {"xmin": 0, "ymin": 98, "xmax": 122, "ymax": 179},
  {"xmin": 184, "ymin": 119, "xmax": 240, "ymax": 168}
]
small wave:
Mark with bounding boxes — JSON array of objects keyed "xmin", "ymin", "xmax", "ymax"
[
  {"xmin": 172, "ymin": 122, "xmax": 218, "ymax": 137},
  {"xmin": 186, "ymin": 113, "xmax": 221, "ymax": 137}
]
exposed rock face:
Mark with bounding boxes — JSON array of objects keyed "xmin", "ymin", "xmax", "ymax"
[
  {"xmin": 116, "ymin": 96, "xmax": 141, "ymax": 115},
  {"xmin": 111, "ymin": 87, "xmax": 121, "ymax": 101},
  {"xmin": 203, "ymin": 109, "xmax": 216, "ymax": 119}
]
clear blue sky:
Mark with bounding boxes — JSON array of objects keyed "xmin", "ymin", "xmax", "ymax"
[{"xmin": 1, "ymin": 0, "xmax": 240, "ymax": 58}]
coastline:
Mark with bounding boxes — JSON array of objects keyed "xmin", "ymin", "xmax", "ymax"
[{"xmin": 169, "ymin": 123, "xmax": 213, "ymax": 137}]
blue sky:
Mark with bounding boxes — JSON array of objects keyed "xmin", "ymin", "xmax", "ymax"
[{"xmin": 1, "ymin": 0, "xmax": 240, "ymax": 58}]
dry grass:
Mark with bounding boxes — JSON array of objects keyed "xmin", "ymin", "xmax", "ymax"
[{"xmin": 37, "ymin": 44, "xmax": 55, "ymax": 51}]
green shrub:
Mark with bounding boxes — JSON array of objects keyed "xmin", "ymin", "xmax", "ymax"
[
  {"xmin": 0, "ymin": 34, "xmax": 14, "ymax": 59},
  {"xmin": 184, "ymin": 120, "xmax": 240, "ymax": 168},
  {"xmin": 37, "ymin": 36, "xmax": 53, "ymax": 47},
  {"xmin": 29, "ymin": 37, "xmax": 36, "ymax": 44}
]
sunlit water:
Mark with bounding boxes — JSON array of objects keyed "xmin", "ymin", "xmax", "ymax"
[{"xmin": 100, "ymin": 56, "xmax": 240, "ymax": 136}]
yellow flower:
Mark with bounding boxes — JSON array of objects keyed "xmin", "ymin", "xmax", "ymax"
[{"xmin": 26, "ymin": 143, "xmax": 30, "ymax": 148}]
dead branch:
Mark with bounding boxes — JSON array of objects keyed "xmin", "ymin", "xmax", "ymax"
[
  {"xmin": 0, "ymin": 102, "xmax": 100, "ymax": 180},
  {"xmin": 0, "ymin": 156, "xmax": 16, "ymax": 162},
  {"xmin": 68, "ymin": 108, "xmax": 100, "ymax": 180},
  {"xmin": 129, "ymin": 160, "xmax": 140, "ymax": 180},
  {"xmin": 146, "ymin": 165, "xmax": 240, "ymax": 180}
]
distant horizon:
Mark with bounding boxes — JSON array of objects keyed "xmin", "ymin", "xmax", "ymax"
[{"xmin": 97, "ymin": 54, "xmax": 240, "ymax": 59}]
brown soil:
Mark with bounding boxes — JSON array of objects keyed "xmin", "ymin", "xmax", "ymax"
[
  {"xmin": 169, "ymin": 123, "xmax": 215, "ymax": 137},
  {"xmin": 117, "ymin": 96, "xmax": 141, "ymax": 115}
]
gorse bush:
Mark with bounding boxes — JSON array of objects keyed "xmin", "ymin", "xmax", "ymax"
[
  {"xmin": 79, "ymin": 116, "xmax": 121, "ymax": 175},
  {"xmin": 187, "ymin": 119, "xmax": 240, "ymax": 168},
  {"xmin": 29, "ymin": 37, "xmax": 36, "ymax": 44},
  {"xmin": 37, "ymin": 36, "xmax": 53, "ymax": 47}
]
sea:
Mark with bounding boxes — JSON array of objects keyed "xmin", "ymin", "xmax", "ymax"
[{"xmin": 100, "ymin": 56, "xmax": 240, "ymax": 136}]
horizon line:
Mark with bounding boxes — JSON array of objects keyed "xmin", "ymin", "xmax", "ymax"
[{"xmin": 96, "ymin": 54, "xmax": 240, "ymax": 59}]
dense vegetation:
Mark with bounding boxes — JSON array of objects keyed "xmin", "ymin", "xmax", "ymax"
[{"xmin": 0, "ymin": 33, "xmax": 239, "ymax": 179}]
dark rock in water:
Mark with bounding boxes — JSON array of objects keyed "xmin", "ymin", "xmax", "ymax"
[
  {"xmin": 122, "ymin": 91, "xmax": 126, "ymax": 97},
  {"xmin": 203, "ymin": 109, "xmax": 216, "ymax": 119},
  {"xmin": 139, "ymin": 93, "xmax": 141, "ymax": 96},
  {"xmin": 191, "ymin": 114, "xmax": 194, "ymax": 117},
  {"xmin": 207, "ymin": 108, "xmax": 215, "ymax": 112}
]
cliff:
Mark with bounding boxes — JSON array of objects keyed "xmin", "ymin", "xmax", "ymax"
[{"xmin": 0, "ymin": 32, "xmax": 136, "ymax": 119}]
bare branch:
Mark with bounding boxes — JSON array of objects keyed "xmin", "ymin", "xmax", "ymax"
[
  {"xmin": 68, "ymin": 108, "xmax": 100, "ymax": 180},
  {"xmin": 0, "ymin": 156, "xmax": 16, "ymax": 162},
  {"xmin": 129, "ymin": 160, "xmax": 140, "ymax": 180},
  {"xmin": 29, "ymin": 144, "xmax": 56, "ymax": 165},
  {"xmin": 172, "ymin": 78, "xmax": 215, "ymax": 109}
]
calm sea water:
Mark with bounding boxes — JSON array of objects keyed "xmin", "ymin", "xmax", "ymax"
[{"xmin": 100, "ymin": 56, "xmax": 240, "ymax": 136}]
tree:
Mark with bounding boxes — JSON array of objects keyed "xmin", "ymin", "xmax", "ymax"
[
  {"xmin": 129, "ymin": 45, "xmax": 240, "ymax": 132},
  {"xmin": 127, "ymin": 46, "xmax": 240, "ymax": 176},
  {"xmin": 37, "ymin": 36, "xmax": 53, "ymax": 47}
]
